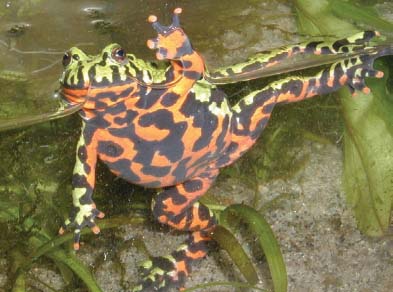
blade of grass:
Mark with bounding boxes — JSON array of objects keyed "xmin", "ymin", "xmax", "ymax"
[
  {"xmin": 212, "ymin": 225, "xmax": 259, "ymax": 285},
  {"xmin": 220, "ymin": 204, "xmax": 287, "ymax": 292}
]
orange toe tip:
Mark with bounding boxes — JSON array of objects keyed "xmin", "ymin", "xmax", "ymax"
[
  {"xmin": 376, "ymin": 71, "xmax": 384, "ymax": 78},
  {"xmin": 148, "ymin": 15, "xmax": 157, "ymax": 23},
  {"xmin": 174, "ymin": 7, "xmax": 182, "ymax": 14},
  {"xmin": 73, "ymin": 243, "xmax": 80, "ymax": 250},
  {"xmin": 146, "ymin": 39, "xmax": 155, "ymax": 49},
  {"xmin": 362, "ymin": 87, "xmax": 371, "ymax": 94},
  {"xmin": 156, "ymin": 52, "xmax": 164, "ymax": 60},
  {"xmin": 58, "ymin": 227, "xmax": 65, "ymax": 235},
  {"xmin": 92, "ymin": 225, "xmax": 101, "ymax": 234},
  {"xmin": 375, "ymin": 31, "xmax": 381, "ymax": 37},
  {"xmin": 97, "ymin": 211, "xmax": 105, "ymax": 218}
]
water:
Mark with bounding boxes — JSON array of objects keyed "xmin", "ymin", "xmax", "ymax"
[{"xmin": 1, "ymin": 0, "xmax": 393, "ymax": 291}]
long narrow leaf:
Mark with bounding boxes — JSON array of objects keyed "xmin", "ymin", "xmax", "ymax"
[
  {"xmin": 212, "ymin": 225, "xmax": 259, "ymax": 285},
  {"xmin": 220, "ymin": 204, "xmax": 287, "ymax": 292}
]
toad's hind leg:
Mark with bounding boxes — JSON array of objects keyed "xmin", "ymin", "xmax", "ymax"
[
  {"xmin": 215, "ymin": 52, "xmax": 384, "ymax": 167},
  {"xmin": 133, "ymin": 170, "xmax": 219, "ymax": 291}
]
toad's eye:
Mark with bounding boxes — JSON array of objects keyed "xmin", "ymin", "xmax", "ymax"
[
  {"xmin": 62, "ymin": 51, "xmax": 72, "ymax": 67},
  {"xmin": 111, "ymin": 47, "xmax": 126, "ymax": 63}
]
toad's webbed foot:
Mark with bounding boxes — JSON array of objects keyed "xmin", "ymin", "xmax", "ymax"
[
  {"xmin": 133, "ymin": 256, "xmax": 187, "ymax": 292},
  {"xmin": 146, "ymin": 8, "xmax": 193, "ymax": 60},
  {"xmin": 58, "ymin": 202, "xmax": 105, "ymax": 250}
]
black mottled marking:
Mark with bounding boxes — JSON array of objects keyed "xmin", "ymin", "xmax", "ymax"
[
  {"xmin": 341, "ymin": 46, "xmax": 349, "ymax": 53},
  {"xmin": 210, "ymin": 71, "xmax": 225, "ymax": 78},
  {"xmin": 90, "ymin": 114, "xmax": 112, "ymax": 129},
  {"xmin": 183, "ymin": 179, "xmax": 203, "ymax": 193},
  {"xmin": 176, "ymin": 38, "xmax": 193, "ymax": 56},
  {"xmin": 183, "ymin": 70, "xmax": 201, "ymax": 80},
  {"xmin": 362, "ymin": 31, "xmax": 375, "ymax": 42},
  {"xmin": 308, "ymin": 78, "xmax": 316, "ymax": 90},
  {"xmin": 320, "ymin": 46, "xmax": 333, "ymax": 55},
  {"xmin": 77, "ymin": 146, "xmax": 91, "ymax": 174},
  {"xmin": 305, "ymin": 41, "xmax": 323, "ymax": 54},
  {"xmin": 141, "ymin": 164, "xmax": 171, "ymax": 177},
  {"xmin": 159, "ymin": 188, "xmax": 188, "ymax": 206},
  {"xmin": 333, "ymin": 62, "xmax": 345, "ymax": 82},
  {"xmin": 94, "ymin": 86, "xmax": 133, "ymax": 103},
  {"xmin": 284, "ymin": 79, "xmax": 303, "ymax": 96},
  {"xmin": 164, "ymin": 65, "xmax": 176, "ymax": 82},
  {"xmin": 134, "ymin": 109, "xmax": 187, "ymax": 164},
  {"xmin": 350, "ymin": 57, "xmax": 358, "ymax": 66},
  {"xmin": 94, "ymin": 99, "xmax": 109, "ymax": 109},
  {"xmin": 82, "ymin": 124, "xmax": 96, "ymax": 146},
  {"xmin": 250, "ymin": 117, "xmax": 270, "ymax": 140},
  {"xmin": 197, "ymin": 203, "xmax": 212, "ymax": 222},
  {"xmin": 97, "ymin": 140, "xmax": 124, "ymax": 157},
  {"xmin": 128, "ymin": 61, "xmax": 140, "ymax": 74},
  {"xmin": 114, "ymin": 109, "xmax": 138, "ymax": 126},
  {"xmin": 76, "ymin": 66, "xmax": 85, "ymax": 86},
  {"xmin": 104, "ymin": 158, "xmax": 141, "ymax": 183},
  {"xmin": 226, "ymin": 68, "xmax": 235, "ymax": 76},
  {"xmin": 292, "ymin": 46, "xmax": 301, "ymax": 53},
  {"xmin": 270, "ymin": 52, "xmax": 289, "ymax": 63},
  {"xmin": 214, "ymin": 115, "xmax": 230, "ymax": 152},
  {"xmin": 262, "ymin": 101, "xmax": 276, "ymax": 114},
  {"xmin": 105, "ymin": 102, "xmax": 127, "ymax": 115},
  {"xmin": 186, "ymin": 237, "xmax": 208, "ymax": 254},
  {"xmin": 110, "ymin": 65, "xmax": 120, "ymax": 84},
  {"xmin": 72, "ymin": 173, "xmax": 89, "ymax": 189},
  {"xmin": 161, "ymin": 92, "xmax": 180, "ymax": 107},
  {"xmin": 319, "ymin": 67, "xmax": 330, "ymax": 88},
  {"xmin": 179, "ymin": 91, "xmax": 219, "ymax": 152},
  {"xmin": 150, "ymin": 256, "xmax": 175, "ymax": 272},
  {"xmin": 182, "ymin": 60, "xmax": 193, "ymax": 68},
  {"xmin": 332, "ymin": 38, "xmax": 349, "ymax": 52},
  {"xmin": 233, "ymin": 88, "xmax": 274, "ymax": 136},
  {"xmin": 135, "ymin": 87, "xmax": 163, "ymax": 109},
  {"xmin": 159, "ymin": 47, "xmax": 169, "ymax": 58},
  {"xmin": 77, "ymin": 145, "xmax": 87, "ymax": 162},
  {"xmin": 241, "ymin": 61, "xmax": 262, "ymax": 73},
  {"xmin": 79, "ymin": 193, "xmax": 94, "ymax": 205},
  {"xmin": 173, "ymin": 157, "xmax": 191, "ymax": 182}
]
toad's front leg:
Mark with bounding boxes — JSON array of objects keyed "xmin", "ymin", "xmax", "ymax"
[
  {"xmin": 59, "ymin": 122, "xmax": 104, "ymax": 250},
  {"xmin": 134, "ymin": 169, "xmax": 220, "ymax": 291}
]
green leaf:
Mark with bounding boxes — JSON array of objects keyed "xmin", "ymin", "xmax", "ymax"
[
  {"xmin": 329, "ymin": 0, "xmax": 393, "ymax": 32},
  {"xmin": 212, "ymin": 225, "xmax": 259, "ymax": 285},
  {"xmin": 220, "ymin": 204, "xmax": 287, "ymax": 292},
  {"xmin": 294, "ymin": 0, "xmax": 393, "ymax": 236},
  {"xmin": 342, "ymin": 60, "xmax": 393, "ymax": 236}
]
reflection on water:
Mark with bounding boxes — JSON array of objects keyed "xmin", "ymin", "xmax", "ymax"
[{"xmin": 0, "ymin": 0, "xmax": 299, "ymax": 125}]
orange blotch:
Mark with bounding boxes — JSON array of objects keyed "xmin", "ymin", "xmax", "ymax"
[
  {"xmin": 186, "ymin": 249, "xmax": 206, "ymax": 260},
  {"xmin": 189, "ymin": 206, "xmax": 208, "ymax": 230},
  {"xmin": 327, "ymin": 76, "xmax": 334, "ymax": 88},
  {"xmin": 265, "ymin": 61, "xmax": 278, "ymax": 68},
  {"xmin": 162, "ymin": 196, "xmax": 186, "ymax": 216},
  {"xmin": 176, "ymin": 260, "xmax": 189, "ymax": 275},
  {"xmin": 166, "ymin": 215, "xmax": 187, "ymax": 230},
  {"xmin": 151, "ymin": 151, "xmax": 172, "ymax": 168},
  {"xmin": 339, "ymin": 75, "xmax": 348, "ymax": 85},
  {"xmin": 134, "ymin": 124, "xmax": 170, "ymax": 141}
]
